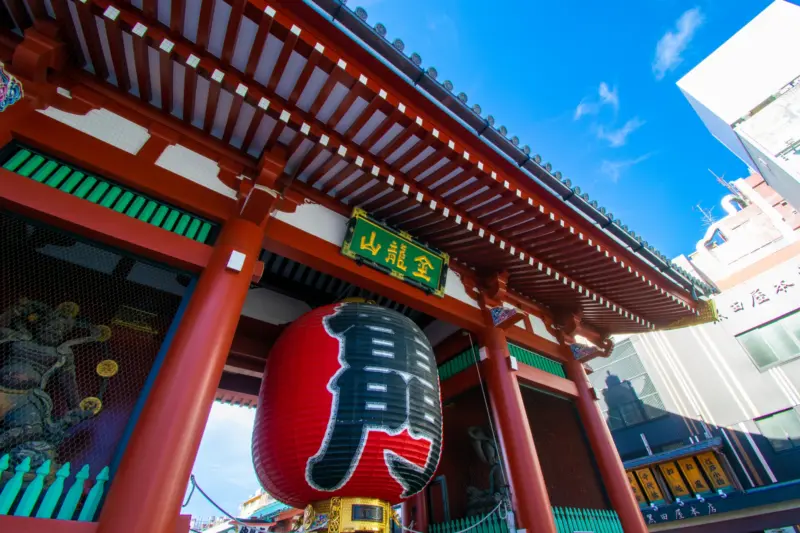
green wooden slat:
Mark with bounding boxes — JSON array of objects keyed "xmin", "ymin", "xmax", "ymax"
[
  {"xmin": 86, "ymin": 181, "xmax": 110, "ymax": 203},
  {"xmin": 36, "ymin": 463, "xmax": 70, "ymax": 519},
  {"xmin": 60, "ymin": 171, "xmax": 85, "ymax": 193},
  {"xmin": 162, "ymin": 210, "xmax": 180, "ymax": 231},
  {"xmin": 74, "ymin": 176, "xmax": 98, "ymax": 199},
  {"xmin": 100, "ymin": 186, "xmax": 123, "ymax": 208},
  {"xmin": 196, "ymin": 221, "xmax": 212, "ymax": 243},
  {"xmin": 173, "ymin": 213, "xmax": 191, "ymax": 235},
  {"xmin": 137, "ymin": 200, "xmax": 158, "ymax": 222},
  {"xmin": 184, "ymin": 218, "xmax": 202, "ymax": 240},
  {"xmin": 78, "ymin": 466, "xmax": 109, "ymax": 521},
  {"xmin": 14, "ymin": 460, "xmax": 50, "ymax": 516},
  {"xmin": 0, "ymin": 457, "xmax": 30, "ymax": 514},
  {"xmin": 57, "ymin": 464, "xmax": 90, "ymax": 520},
  {"xmin": 113, "ymin": 191, "xmax": 135, "ymax": 213},
  {"xmin": 148, "ymin": 205, "xmax": 168, "ymax": 226},
  {"xmin": 3, "ymin": 149, "xmax": 31, "ymax": 171},
  {"xmin": 18, "ymin": 154, "xmax": 44, "ymax": 177},
  {"xmin": 31, "ymin": 160, "xmax": 59, "ymax": 182},
  {"xmin": 125, "ymin": 195, "xmax": 146, "ymax": 218},
  {"xmin": 45, "ymin": 166, "xmax": 73, "ymax": 188}
]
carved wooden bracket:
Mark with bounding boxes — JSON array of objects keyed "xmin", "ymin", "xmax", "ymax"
[{"xmin": 11, "ymin": 22, "xmax": 67, "ymax": 83}]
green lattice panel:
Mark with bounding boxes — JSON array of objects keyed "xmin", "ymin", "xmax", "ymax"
[
  {"xmin": 508, "ymin": 343, "xmax": 566, "ymax": 378},
  {"xmin": 2, "ymin": 146, "xmax": 217, "ymax": 244}
]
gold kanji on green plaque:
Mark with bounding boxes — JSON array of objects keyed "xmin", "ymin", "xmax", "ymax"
[{"xmin": 341, "ymin": 208, "xmax": 449, "ymax": 297}]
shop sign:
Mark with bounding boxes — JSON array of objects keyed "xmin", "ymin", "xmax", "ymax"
[
  {"xmin": 627, "ymin": 471, "xmax": 648, "ymax": 507},
  {"xmin": 715, "ymin": 257, "xmax": 800, "ymax": 335},
  {"xmin": 342, "ymin": 208, "xmax": 449, "ymax": 297},
  {"xmin": 658, "ymin": 461, "xmax": 691, "ymax": 498},
  {"xmin": 644, "ymin": 500, "xmax": 719, "ymax": 525},
  {"xmin": 0, "ymin": 63, "xmax": 23, "ymax": 112},
  {"xmin": 696, "ymin": 452, "xmax": 733, "ymax": 492},
  {"xmin": 634, "ymin": 468, "xmax": 665, "ymax": 505},
  {"xmin": 677, "ymin": 457, "xmax": 712, "ymax": 496}
]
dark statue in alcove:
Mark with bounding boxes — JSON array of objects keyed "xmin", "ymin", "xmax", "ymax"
[
  {"xmin": 0, "ymin": 298, "xmax": 113, "ymax": 468},
  {"xmin": 465, "ymin": 426, "xmax": 509, "ymax": 516}
]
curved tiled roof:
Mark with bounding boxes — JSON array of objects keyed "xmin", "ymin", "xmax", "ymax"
[{"xmin": 306, "ymin": 0, "xmax": 715, "ymax": 297}]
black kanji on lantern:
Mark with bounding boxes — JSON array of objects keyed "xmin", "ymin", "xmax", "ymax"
[{"xmin": 306, "ymin": 303, "xmax": 442, "ymax": 496}]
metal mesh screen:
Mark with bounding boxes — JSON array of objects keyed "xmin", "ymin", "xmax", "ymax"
[{"xmin": 0, "ymin": 210, "xmax": 189, "ymax": 475}]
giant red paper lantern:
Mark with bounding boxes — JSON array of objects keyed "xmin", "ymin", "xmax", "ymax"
[{"xmin": 252, "ymin": 302, "xmax": 443, "ymax": 508}]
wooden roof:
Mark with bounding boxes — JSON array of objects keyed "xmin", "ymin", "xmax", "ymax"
[{"xmin": 1, "ymin": 0, "xmax": 713, "ymax": 333}]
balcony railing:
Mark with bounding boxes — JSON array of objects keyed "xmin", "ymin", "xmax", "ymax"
[{"xmin": 430, "ymin": 507, "xmax": 622, "ymax": 533}]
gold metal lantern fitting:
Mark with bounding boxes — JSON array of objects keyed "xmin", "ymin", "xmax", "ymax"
[{"xmin": 309, "ymin": 497, "xmax": 395, "ymax": 533}]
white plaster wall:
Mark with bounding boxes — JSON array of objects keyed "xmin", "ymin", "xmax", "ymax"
[
  {"xmin": 37, "ymin": 108, "xmax": 150, "ymax": 155},
  {"xmin": 155, "ymin": 145, "xmax": 238, "ymax": 199},
  {"xmin": 443, "ymin": 270, "xmax": 479, "ymax": 309},
  {"xmin": 241, "ymin": 287, "xmax": 311, "ymax": 325},
  {"xmin": 273, "ymin": 202, "xmax": 349, "ymax": 246},
  {"xmin": 529, "ymin": 314, "xmax": 559, "ymax": 344}
]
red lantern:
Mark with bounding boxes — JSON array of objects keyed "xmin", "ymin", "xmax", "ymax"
[{"xmin": 252, "ymin": 302, "xmax": 443, "ymax": 509}]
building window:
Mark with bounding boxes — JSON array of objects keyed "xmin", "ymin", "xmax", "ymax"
[
  {"xmin": 755, "ymin": 409, "xmax": 800, "ymax": 452},
  {"xmin": 704, "ymin": 229, "xmax": 727, "ymax": 250},
  {"xmin": 587, "ymin": 340, "xmax": 667, "ymax": 430},
  {"xmin": 737, "ymin": 310, "xmax": 800, "ymax": 370}
]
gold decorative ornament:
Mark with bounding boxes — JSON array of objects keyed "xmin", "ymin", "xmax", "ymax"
[
  {"xmin": 80, "ymin": 396, "xmax": 103, "ymax": 414},
  {"xmin": 27, "ymin": 313, "xmax": 38, "ymax": 322},
  {"xmin": 96, "ymin": 359, "xmax": 119, "ymax": 378},
  {"xmin": 302, "ymin": 505, "xmax": 317, "ymax": 530},
  {"xmin": 312, "ymin": 497, "xmax": 393, "ymax": 533},
  {"xmin": 57, "ymin": 302, "xmax": 80, "ymax": 317},
  {"xmin": 96, "ymin": 325, "xmax": 112, "ymax": 342}
]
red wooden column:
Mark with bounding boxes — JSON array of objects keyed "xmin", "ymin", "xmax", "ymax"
[
  {"xmin": 402, "ymin": 489, "xmax": 429, "ymax": 532},
  {"xmin": 483, "ymin": 327, "xmax": 557, "ymax": 533},
  {"xmin": 565, "ymin": 357, "xmax": 648, "ymax": 533},
  {"xmin": 97, "ymin": 217, "xmax": 264, "ymax": 533}
]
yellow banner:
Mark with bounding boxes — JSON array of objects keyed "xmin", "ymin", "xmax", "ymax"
[
  {"xmin": 697, "ymin": 452, "xmax": 732, "ymax": 490},
  {"xmin": 677, "ymin": 457, "xmax": 712, "ymax": 495},
  {"xmin": 658, "ymin": 461, "xmax": 690, "ymax": 498},
  {"xmin": 627, "ymin": 471, "xmax": 648, "ymax": 506},
  {"xmin": 634, "ymin": 468, "xmax": 665, "ymax": 503}
]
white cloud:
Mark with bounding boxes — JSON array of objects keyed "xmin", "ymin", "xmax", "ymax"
[
  {"xmin": 653, "ymin": 7, "xmax": 704, "ymax": 80},
  {"xmin": 574, "ymin": 82, "xmax": 619, "ymax": 120},
  {"xmin": 596, "ymin": 117, "xmax": 645, "ymax": 147},
  {"xmin": 600, "ymin": 154, "xmax": 652, "ymax": 183},
  {"xmin": 598, "ymin": 82, "xmax": 619, "ymax": 112}
]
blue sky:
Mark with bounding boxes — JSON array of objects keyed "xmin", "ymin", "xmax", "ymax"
[
  {"xmin": 186, "ymin": 0, "xmax": 785, "ymax": 519},
  {"xmin": 355, "ymin": 0, "xmax": 781, "ymax": 258}
]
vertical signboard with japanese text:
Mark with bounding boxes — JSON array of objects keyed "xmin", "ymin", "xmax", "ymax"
[
  {"xmin": 634, "ymin": 468, "xmax": 666, "ymax": 505},
  {"xmin": 627, "ymin": 471, "xmax": 649, "ymax": 508},
  {"xmin": 341, "ymin": 208, "xmax": 449, "ymax": 297},
  {"xmin": 658, "ymin": 461, "xmax": 691, "ymax": 499},
  {"xmin": 696, "ymin": 452, "xmax": 733, "ymax": 493},
  {"xmin": 677, "ymin": 457, "xmax": 712, "ymax": 496}
]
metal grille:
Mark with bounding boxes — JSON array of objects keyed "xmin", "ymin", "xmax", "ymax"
[
  {"xmin": 0, "ymin": 210, "xmax": 188, "ymax": 477},
  {"xmin": 0, "ymin": 142, "xmax": 219, "ymax": 245}
]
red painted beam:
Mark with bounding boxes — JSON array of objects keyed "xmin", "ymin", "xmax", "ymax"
[
  {"xmin": 441, "ymin": 366, "xmax": 480, "ymax": 403},
  {"xmin": 262, "ymin": 218, "xmax": 485, "ymax": 332},
  {"xmin": 516, "ymin": 363, "xmax": 578, "ymax": 398},
  {"xmin": 0, "ymin": 169, "xmax": 212, "ymax": 273}
]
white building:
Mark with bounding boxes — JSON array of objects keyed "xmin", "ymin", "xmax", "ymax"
[{"xmin": 677, "ymin": 0, "xmax": 800, "ymax": 209}]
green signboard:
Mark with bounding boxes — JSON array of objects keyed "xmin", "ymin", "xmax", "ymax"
[{"xmin": 342, "ymin": 208, "xmax": 449, "ymax": 297}]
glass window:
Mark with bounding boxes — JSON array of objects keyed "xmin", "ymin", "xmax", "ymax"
[
  {"xmin": 737, "ymin": 310, "xmax": 800, "ymax": 370},
  {"xmin": 755, "ymin": 409, "xmax": 800, "ymax": 452}
]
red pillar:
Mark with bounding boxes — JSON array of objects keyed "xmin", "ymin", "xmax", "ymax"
[
  {"xmin": 402, "ymin": 490, "xmax": 429, "ymax": 532},
  {"xmin": 483, "ymin": 327, "xmax": 556, "ymax": 533},
  {"xmin": 565, "ymin": 358, "xmax": 648, "ymax": 533},
  {"xmin": 97, "ymin": 217, "xmax": 263, "ymax": 533}
]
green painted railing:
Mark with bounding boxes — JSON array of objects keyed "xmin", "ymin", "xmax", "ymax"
[
  {"xmin": 0, "ymin": 454, "xmax": 109, "ymax": 521},
  {"xmin": 429, "ymin": 511, "xmax": 509, "ymax": 533},
  {"xmin": 438, "ymin": 345, "xmax": 480, "ymax": 381},
  {"xmin": 552, "ymin": 507, "xmax": 622, "ymax": 533},
  {"xmin": 508, "ymin": 343, "xmax": 566, "ymax": 378},
  {"xmin": 430, "ymin": 508, "xmax": 620, "ymax": 533},
  {"xmin": 1, "ymin": 145, "xmax": 219, "ymax": 245}
]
